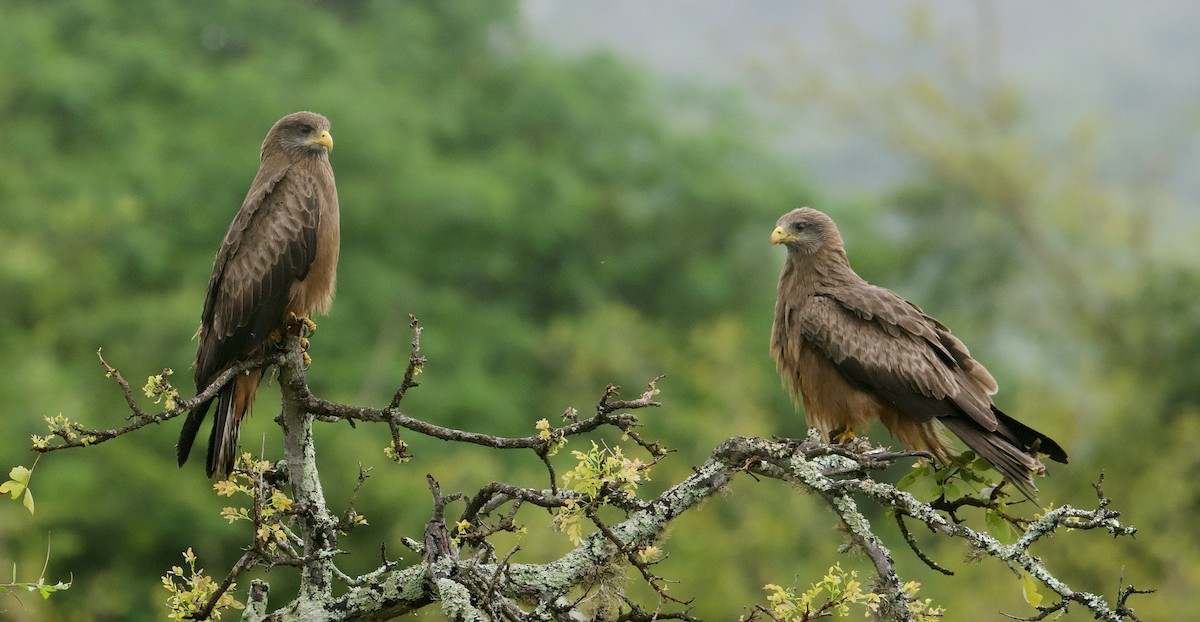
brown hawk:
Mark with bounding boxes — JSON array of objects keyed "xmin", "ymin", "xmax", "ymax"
[
  {"xmin": 177, "ymin": 111, "xmax": 340, "ymax": 478},
  {"xmin": 770, "ymin": 207, "xmax": 1066, "ymax": 497}
]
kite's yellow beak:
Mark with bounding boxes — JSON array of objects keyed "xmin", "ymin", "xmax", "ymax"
[
  {"xmin": 310, "ymin": 130, "xmax": 334, "ymax": 152},
  {"xmin": 770, "ymin": 226, "xmax": 789, "ymax": 245}
]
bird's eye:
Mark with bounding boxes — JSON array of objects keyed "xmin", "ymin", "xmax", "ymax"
[
  {"xmin": 792, "ymin": 222, "xmax": 806, "ymax": 232},
  {"xmin": 299, "ymin": 124, "xmax": 314, "ymax": 134}
]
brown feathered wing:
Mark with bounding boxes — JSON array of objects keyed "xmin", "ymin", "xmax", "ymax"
[
  {"xmin": 798, "ymin": 285, "xmax": 1067, "ymax": 497},
  {"xmin": 177, "ymin": 165, "xmax": 324, "ymax": 477}
]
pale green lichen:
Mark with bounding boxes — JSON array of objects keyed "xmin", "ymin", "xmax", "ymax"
[{"xmin": 435, "ymin": 576, "xmax": 481, "ymax": 620}]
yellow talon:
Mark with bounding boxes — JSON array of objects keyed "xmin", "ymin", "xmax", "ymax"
[
  {"xmin": 299, "ymin": 337, "xmax": 310, "ymax": 351},
  {"xmin": 284, "ymin": 313, "xmax": 317, "ymax": 337},
  {"xmin": 832, "ymin": 429, "xmax": 858, "ymax": 444},
  {"xmin": 302, "ymin": 351, "xmax": 312, "ymax": 367}
]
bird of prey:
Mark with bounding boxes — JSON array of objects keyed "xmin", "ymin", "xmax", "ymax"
[
  {"xmin": 177, "ymin": 111, "xmax": 340, "ymax": 479},
  {"xmin": 769, "ymin": 207, "xmax": 1066, "ymax": 497}
]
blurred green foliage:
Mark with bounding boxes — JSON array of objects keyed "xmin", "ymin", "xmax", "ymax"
[{"xmin": 0, "ymin": 1, "xmax": 1193, "ymax": 620}]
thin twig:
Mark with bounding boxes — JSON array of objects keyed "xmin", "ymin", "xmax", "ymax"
[
  {"xmin": 388, "ymin": 315, "xmax": 425, "ymax": 410},
  {"xmin": 33, "ymin": 351, "xmax": 278, "ymax": 452},
  {"xmin": 191, "ymin": 550, "xmax": 257, "ymax": 621},
  {"xmin": 895, "ymin": 513, "xmax": 954, "ymax": 576}
]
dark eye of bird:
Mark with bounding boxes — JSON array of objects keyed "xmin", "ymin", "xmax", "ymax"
[
  {"xmin": 792, "ymin": 222, "xmax": 806, "ymax": 232},
  {"xmin": 300, "ymin": 124, "xmax": 314, "ymax": 134}
]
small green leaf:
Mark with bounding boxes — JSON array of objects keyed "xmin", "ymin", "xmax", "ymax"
[
  {"xmin": 2, "ymin": 465, "xmax": 35, "ymax": 514},
  {"xmin": 899, "ymin": 463, "xmax": 940, "ymax": 500},
  {"xmin": 899, "ymin": 462, "xmax": 931, "ymax": 486},
  {"xmin": 985, "ymin": 509, "xmax": 1019, "ymax": 544},
  {"xmin": 37, "ymin": 579, "xmax": 71, "ymax": 599},
  {"xmin": 897, "ymin": 468, "xmax": 924, "ymax": 489},
  {"xmin": 1020, "ymin": 571, "xmax": 1043, "ymax": 607},
  {"xmin": 6, "ymin": 466, "xmax": 31, "ymax": 487},
  {"xmin": 0, "ymin": 480, "xmax": 21, "ymax": 499}
]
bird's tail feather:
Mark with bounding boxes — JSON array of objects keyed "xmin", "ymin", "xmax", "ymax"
[
  {"xmin": 205, "ymin": 383, "xmax": 236, "ymax": 478},
  {"xmin": 942, "ymin": 418, "xmax": 1042, "ymax": 502},
  {"xmin": 177, "ymin": 398, "xmax": 211, "ymax": 466},
  {"xmin": 205, "ymin": 370, "xmax": 260, "ymax": 479},
  {"xmin": 941, "ymin": 408, "xmax": 1067, "ymax": 502},
  {"xmin": 992, "ymin": 408, "xmax": 1069, "ymax": 464}
]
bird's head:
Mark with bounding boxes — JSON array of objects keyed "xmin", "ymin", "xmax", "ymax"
[
  {"xmin": 770, "ymin": 207, "xmax": 840, "ymax": 257},
  {"xmin": 264, "ymin": 111, "xmax": 334, "ymax": 159}
]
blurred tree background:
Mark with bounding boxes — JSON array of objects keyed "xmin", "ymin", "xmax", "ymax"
[{"xmin": 0, "ymin": 0, "xmax": 1194, "ymax": 619}]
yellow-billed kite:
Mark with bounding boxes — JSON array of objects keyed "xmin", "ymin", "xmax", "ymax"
[
  {"xmin": 770, "ymin": 207, "xmax": 1066, "ymax": 497},
  {"xmin": 177, "ymin": 111, "xmax": 340, "ymax": 478}
]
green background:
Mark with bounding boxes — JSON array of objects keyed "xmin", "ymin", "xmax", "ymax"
[{"xmin": 1, "ymin": 1, "xmax": 1195, "ymax": 619}]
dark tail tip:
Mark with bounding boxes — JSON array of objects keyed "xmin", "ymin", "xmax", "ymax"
[
  {"xmin": 177, "ymin": 398, "xmax": 213, "ymax": 467},
  {"xmin": 993, "ymin": 407, "xmax": 1069, "ymax": 464}
]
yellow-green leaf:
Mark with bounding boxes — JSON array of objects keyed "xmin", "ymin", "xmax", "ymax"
[
  {"xmin": 7, "ymin": 465, "xmax": 31, "ymax": 486},
  {"xmin": 0, "ymin": 479, "xmax": 22, "ymax": 499},
  {"xmin": 986, "ymin": 509, "xmax": 1020, "ymax": 544},
  {"xmin": 2, "ymin": 465, "xmax": 35, "ymax": 514},
  {"xmin": 1021, "ymin": 571, "xmax": 1043, "ymax": 607}
]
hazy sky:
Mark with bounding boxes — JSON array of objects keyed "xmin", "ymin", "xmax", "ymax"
[{"xmin": 524, "ymin": 1, "xmax": 1200, "ymax": 232}]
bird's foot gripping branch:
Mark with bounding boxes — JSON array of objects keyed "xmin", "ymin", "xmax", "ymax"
[{"xmin": 23, "ymin": 316, "xmax": 1150, "ymax": 621}]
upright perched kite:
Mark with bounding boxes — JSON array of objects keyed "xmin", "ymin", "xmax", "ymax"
[
  {"xmin": 177, "ymin": 111, "xmax": 340, "ymax": 479},
  {"xmin": 769, "ymin": 207, "xmax": 1066, "ymax": 497}
]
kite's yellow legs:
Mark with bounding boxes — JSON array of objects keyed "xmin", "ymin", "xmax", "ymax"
[
  {"xmin": 832, "ymin": 429, "xmax": 858, "ymax": 444},
  {"xmin": 285, "ymin": 312, "xmax": 317, "ymax": 337},
  {"xmin": 283, "ymin": 313, "xmax": 318, "ymax": 367}
]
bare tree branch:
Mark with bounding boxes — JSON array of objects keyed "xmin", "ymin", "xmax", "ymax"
[{"xmin": 30, "ymin": 351, "xmax": 278, "ymax": 452}]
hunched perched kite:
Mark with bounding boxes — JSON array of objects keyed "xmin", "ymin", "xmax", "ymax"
[
  {"xmin": 177, "ymin": 111, "xmax": 340, "ymax": 479},
  {"xmin": 769, "ymin": 207, "xmax": 1066, "ymax": 497}
]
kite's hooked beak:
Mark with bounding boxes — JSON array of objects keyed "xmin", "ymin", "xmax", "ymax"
[
  {"xmin": 770, "ymin": 226, "xmax": 789, "ymax": 246},
  {"xmin": 310, "ymin": 130, "xmax": 334, "ymax": 152}
]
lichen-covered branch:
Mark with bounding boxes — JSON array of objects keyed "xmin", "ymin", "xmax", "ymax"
[
  {"xmin": 42, "ymin": 317, "xmax": 1149, "ymax": 621},
  {"xmin": 249, "ymin": 428, "xmax": 1146, "ymax": 621},
  {"xmin": 275, "ymin": 342, "xmax": 340, "ymax": 604},
  {"xmin": 29, "ymin": 351, "xmax": 278, "ymax": 453},
  {"xmin": 732, "ymin": 436, "xmax": 1145, "ymax": 622}
]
